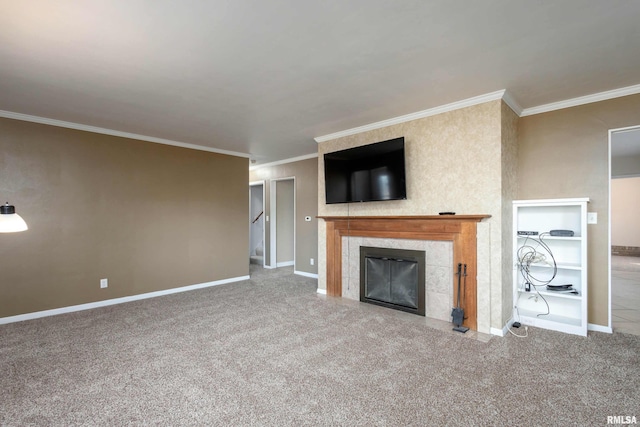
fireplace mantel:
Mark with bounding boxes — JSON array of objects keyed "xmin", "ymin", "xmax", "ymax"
[{"xmin": 319, "ymin": 215, "xmax": 490, "ymax": 330}]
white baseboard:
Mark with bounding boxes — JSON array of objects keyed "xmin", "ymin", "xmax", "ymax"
[
  {"xmin": 490, "ymin": 326, "xmax": 508, "ymax": 337},
  {"xmin": 276, "ymin": 261, "xmax": 294, "ymax": 267},
  {"xmin": 0, "ymin": 275, "xmax": 250, "ymax": 325},
  {"xmin": 588, "ymin": 323, "xmax": 613, "ymax": 334},
  {"xmin": 294, "ymin": 270, "xmax": 318, "ymax": 279},
  {"xmin": 316, "ymin": 289, "xmax": 327, "ymax": 295}
]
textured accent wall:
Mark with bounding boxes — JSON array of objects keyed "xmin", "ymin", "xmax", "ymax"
[
  {"xmin": 318, "ymin": 100, "xmax": 515, "ymax": 333},
  {"xmin": 500, "ymin": 102, "xmax": 519, "ymax": 326},
  {"xmin": 0, "ymin": 117, "xmax": 249, "ymax": 318},
  {"xmin": 518, "ymin": 93, "xmax": 640, "ymax": 327}
]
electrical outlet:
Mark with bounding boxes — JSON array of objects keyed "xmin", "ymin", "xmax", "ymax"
[
  {"xmin": 310, "ymin": 258, "xmax": 314, "ymax": 265},
  {"xmin": 100, "ymin": 278, "xmax": 108, "ymax": 289}
]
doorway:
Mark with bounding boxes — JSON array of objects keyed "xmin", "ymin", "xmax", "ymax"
[
  {"xmin": 609, "ymin": 126, "xmax": 640, "ymax": 336},
  {"xmin": 249, "ymin": 181, "xmax": 265, "ymax": 267},
  {"xmin": 270, "ymin": 177, "xmax": 295, "ymax": 269}
]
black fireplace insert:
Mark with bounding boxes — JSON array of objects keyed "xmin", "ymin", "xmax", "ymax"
[{"xmin": 360, "ymin": 246, "xmax": 426, "ymax": 316}]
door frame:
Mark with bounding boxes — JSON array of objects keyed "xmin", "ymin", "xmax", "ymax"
[
  {"xmin": 608, "ymin": 124, "xmax": 640, "ymax": 333},
  {"xmin": 270, "ymin": 177, "xmax": 296, "ymax": 269},
  {"xmin": 249, "ymin": 180, "xmax": 266, "ymax": 268}
]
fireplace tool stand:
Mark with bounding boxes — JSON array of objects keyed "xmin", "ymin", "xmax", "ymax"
[{"xmin": 452, "ymin": 263, "xmax": 469, "ymax": 333}]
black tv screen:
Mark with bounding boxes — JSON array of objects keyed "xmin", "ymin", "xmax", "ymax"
[{"xmin": 324, "ymin": 137, "xmax": 407, "ymax": 204}]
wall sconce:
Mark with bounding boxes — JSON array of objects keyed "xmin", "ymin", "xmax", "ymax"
[{"xmin": 0, "ymin": 202, "xmax": 29, "ymax": 233}]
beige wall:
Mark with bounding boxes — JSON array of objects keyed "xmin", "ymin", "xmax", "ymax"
[
  {"xmin": 0, "ymin": 118, "xmax": 249, "ymax": 318},
  {"xmin": 250, "ymin": 157, "xmax": 319, "ymax": 275},
  {"xmin": 318, "ymin": 100, "xmax": 515, "ymax": 332},
  {"xmin": 518, "ymin": 93, "xmax": 640, "ymax": 327},
  {"xmin": 611, "ymin": 177, "xmax": 640, "ymax": 247},
  {"xmin": 275, "ymin": 179, "xmax": 295, "ymax": 263}
]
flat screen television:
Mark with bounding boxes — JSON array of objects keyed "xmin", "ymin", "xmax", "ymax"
[{"xmin": 324, "ymin": 137, "xmax": 407, "ymax": 204}]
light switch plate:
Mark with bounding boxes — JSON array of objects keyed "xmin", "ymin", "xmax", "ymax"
[{"xmin": 587, "ymin": 212, "xmax": 597, "ymax": 224}]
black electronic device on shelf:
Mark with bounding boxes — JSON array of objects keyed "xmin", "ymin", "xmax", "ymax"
[{"xmin": 550, "ymin": 229, "xmax": 574, "ymax": 237}]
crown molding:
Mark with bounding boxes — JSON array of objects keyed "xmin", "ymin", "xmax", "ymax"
[
  {"xmin": 520, "ymin": 83, "xmax": 640, "ymax": 117},
  {"xmin": 0, "ymin": 110, "xmax": 251, "ymax": 158},
  {"xmin": 250, "ymin": 152, "xmax": 318, "ymax": 170},
  {"xmin": 314, "ymin": 90, "xmax": 507, "ymax": 143},
  {"xmin": 501, "ymin": 90, "xmax": 523, "ymax": 116}
]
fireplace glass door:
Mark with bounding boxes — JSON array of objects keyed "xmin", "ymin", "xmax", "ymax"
[{"xmin": 360, "ymin": 246, "xmax": 425, "ymax": 316}]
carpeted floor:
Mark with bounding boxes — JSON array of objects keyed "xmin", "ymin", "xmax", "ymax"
[{"xmin": 1, "ymin": 266, "xmax": 639, "ymax": 426}]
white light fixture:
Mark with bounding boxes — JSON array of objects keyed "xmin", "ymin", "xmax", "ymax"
[{"xmin": 0, "ymin": 202, "xmax": 28, "ymax": 233}]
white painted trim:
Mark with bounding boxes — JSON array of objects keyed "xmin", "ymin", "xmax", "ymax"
[
  {"xmin": 520, "ymin": 83, "xmax": 640, "ymax": 117},
  {"xmin": 316, "ymin": 288, "xmax": 327, "ymax": 295},
  {"xmin": 250, "ymin": 153, "xmax": 318, "ymax": 170},
  {"xmin": 607, "ymin": 124, "xmax": 640, "ymax": 336},
  {"xmin": 294, "ymin": 270, "xmax": 319, "ymax": 279},
  {"xmin": 608, "ymin": 129, "xmax": 614, "ymax": 336},
  {"xmin": 276, "ymin": 261, "xmax": 295, "ymax": 267},
  {"xmin": 588, "ymin": 323, "xmax": 613, "ymax": 334},
  {"xmin": 490, "ymin": 325, "xmax": 508, "ymax": 337},
  {"xmin": 314, "ymin": 90, "xmax": 507, "ymax": 143},
  {"xmin": 0, "ymin": 275, "xmax": 250, "ymax": 325},
  {"xmin": 0, "ymin": 109, "xmax": 250, "ymax": 159},
  {"xmin": 501, "ymin": 90, "xmax": 523, "ymax": 116}
]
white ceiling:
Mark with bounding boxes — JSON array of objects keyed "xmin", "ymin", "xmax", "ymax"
[{"xmin": 1, "ymin": 1, "xmax": 640, "ymax": 165}]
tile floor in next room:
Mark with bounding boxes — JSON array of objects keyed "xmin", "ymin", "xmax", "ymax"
[{"xmin": 612, "ymin": 255, "xmax": 640, "ymax": 336}]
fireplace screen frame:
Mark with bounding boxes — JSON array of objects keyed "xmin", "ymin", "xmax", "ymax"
[{"xmin": 360, "ymin": 246, "xmax": 426, "ymax": 316}]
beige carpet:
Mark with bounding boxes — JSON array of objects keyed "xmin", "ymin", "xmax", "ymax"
[{"xmin": 1, "ymin": 266, "xmax": 639, "ymax": 426}]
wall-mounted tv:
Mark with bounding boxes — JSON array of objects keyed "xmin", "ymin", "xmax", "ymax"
[{"xmin": 324, "ymin": 137, "xmax": 407, "ymax": 204}]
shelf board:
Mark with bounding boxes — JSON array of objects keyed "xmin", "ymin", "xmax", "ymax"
[
  {"xmin": 516, "ymin": 262, "xmax": 582, "ymax": 270},
  {"xmin": 517, "ymin": 309, "xmax": 582, "ymax": 327},
  {"xmin": 517, "ymin": 289, "xmax": 582, "ymax": 300},
  {"xmin": 517, "ymin": 235, "xmax": 582, "ymax": 241}
]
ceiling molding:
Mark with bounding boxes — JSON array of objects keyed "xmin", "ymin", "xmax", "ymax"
[
  {"xmin": 314, "ymin": 90, "xmax": 507, "ymax": 143},
  {"xmin": 520, "ymin": 84, "xmax": 640, "ymax": 117},
  {"xmin": 0, "ymin": 110, "xmax": 251, "ymax": 159},
  {"xmin": 501, "ymin": 90, "xmax": 523, "ymax": 116},
  {"xmin": 250, "ymin": 153, "xmax": 318, "ymax": 171}
]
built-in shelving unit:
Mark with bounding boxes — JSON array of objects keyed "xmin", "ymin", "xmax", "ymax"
[{"xmin": 512, "ymin": 198, "xmax": 589, "ymax": 336}]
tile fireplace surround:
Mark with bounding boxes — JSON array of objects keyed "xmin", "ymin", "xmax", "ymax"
[
  {"xmin": 319, "ymin": 215, "xmax": 490, "ymax": 331},
  {"xmin": 344, "ymin": 237, "xmax": 451, "ymax": 320}
]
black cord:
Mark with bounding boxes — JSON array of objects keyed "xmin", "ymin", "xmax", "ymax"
[{"xmin": 517, "ymin": 233, "xmax": 557, "ymax": 317}]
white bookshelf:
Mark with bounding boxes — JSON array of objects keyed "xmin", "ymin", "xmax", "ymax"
[{"xmin": 512, "ymin": 198, "xmax": 589, "ymax": 336}]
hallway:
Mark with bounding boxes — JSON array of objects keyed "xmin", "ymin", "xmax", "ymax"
[{"xmin": 612, "ymin": 255, "xmax": 640, "ymax": 336}]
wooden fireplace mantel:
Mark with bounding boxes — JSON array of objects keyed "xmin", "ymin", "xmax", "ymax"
[{"xmin": 318, "ymin": 215, "xmax": 491, "ymax": 330}]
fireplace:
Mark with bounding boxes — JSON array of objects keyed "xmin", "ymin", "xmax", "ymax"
[
  {"xmin": 319, "ymin": 215, "xmax": 491, "ymax": 331},
  {"xmin": 360, "ymin": 246, "xmax": 425, "ymax": 316}
]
